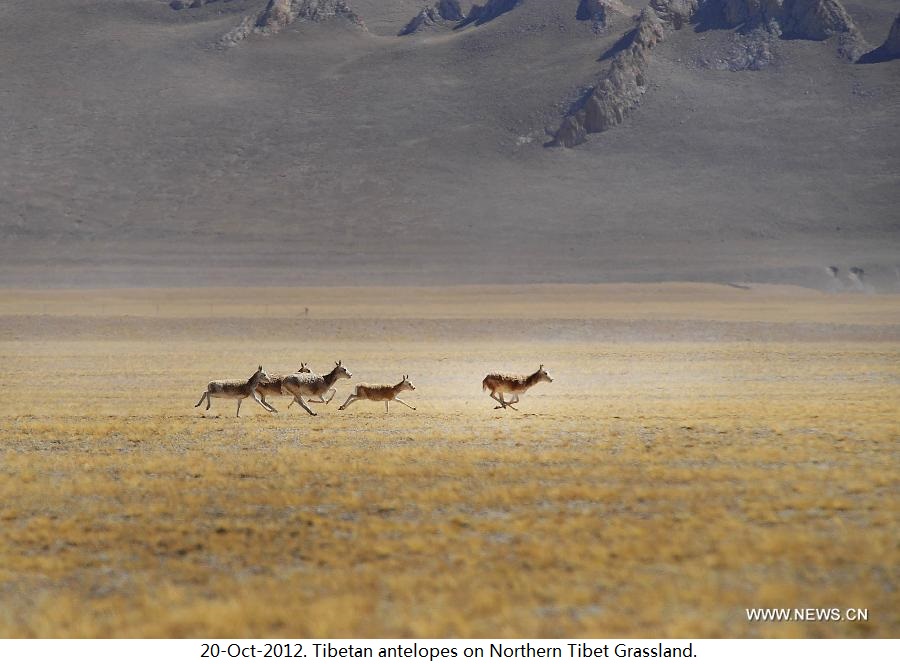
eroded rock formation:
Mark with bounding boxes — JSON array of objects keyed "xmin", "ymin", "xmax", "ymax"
[
  {"xmin": 706, "ymin": 0, "xmax": 866, "ymax": 59},
  {"xmin": 256, "ymin": 0, "xmax": 366, "ymax": 33},
  {"xmin": 399, "ymin": 1, "xmax": 464, "ymax": 36},
  {"xmin": 552, "ymin": 0, "xmax": 871, "ymax": 147},
  {"xmin": 551, "ymin": 8, "xmax": 664, "ymax": 147},
  {"xmin": 219, "ymin": 0, "xmax": 366, "ymax": 45},
  {"xmin": 577, "ymin": 0, "xmax": 630, "ymax": 33},
  {"xmin": 649, "ymin": 0, "xmax": 699, "ymax": 29}
]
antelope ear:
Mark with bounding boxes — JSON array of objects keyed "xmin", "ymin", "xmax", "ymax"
[{"xmin": 258, "ymin": 365, "xmax": 263, "ymax": 371}]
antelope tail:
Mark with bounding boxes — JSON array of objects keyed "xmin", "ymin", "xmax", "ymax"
[{"xmin": 482, "ymin": 378, "xmax": 489, "ymax": 391}]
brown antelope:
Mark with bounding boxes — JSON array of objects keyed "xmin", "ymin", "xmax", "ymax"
[
  {"xmin": 482, "ymin": 365, "xmax": 553, "ymax": 410},
  {"xmin": 282, "ymin": 361, "xmax": 353, "ymax": 416},
  {"xmin": 195, "ymin": 365, "xmax": 275, "ymax": 417},
  {"xmin": 256, "ymin": 362, "xmax": 311, "ymax": 411},
  {"xmin": 339, "ymin": 375, "xmax": 416, "ymax": 413}
]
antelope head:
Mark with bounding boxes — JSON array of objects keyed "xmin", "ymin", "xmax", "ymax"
[
  {"xmin": 251, "ymin": 365, "xmax": 271, "ymax": 384},
  {"xmin": 334, "ymin": 360, "xmax": 352, "ymax": 380},
  {"xmin": 536, "ymin": 364, "xmax": 553, "ymax": 383}
]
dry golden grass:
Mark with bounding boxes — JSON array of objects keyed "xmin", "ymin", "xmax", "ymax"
[{"xmin": 0, "ymin": 285, "xmax": 897, "ymax": 638}]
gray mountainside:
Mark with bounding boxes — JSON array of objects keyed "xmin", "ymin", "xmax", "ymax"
[
  {"xmin": 553, "ymin": 0, "xmax": 871, "ymax": 147},
  {"xmin": 0, "ymin": 0, "xmax": 897, "ymax": 288}
]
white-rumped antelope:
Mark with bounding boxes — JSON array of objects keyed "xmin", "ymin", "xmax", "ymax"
[
  {"xmin": 195, "ymin": 365, "xmax": 275, "ymax": 417},
  {"xmin": 482, "ymin": 365, "xmax": 553, "ymax": 410},
  {"xmin": 256, "ymin": 362, "xmax": 311, "ymax": 411},
  {"xmin": 282, "ymin": 361, "xmax": 353, "ymax": 416},
  {"xmin": 339, "ymin": 375, "xmax": 416, "ymax": 413}
]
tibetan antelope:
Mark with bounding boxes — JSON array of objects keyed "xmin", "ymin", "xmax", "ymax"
[
  {"xmin": 339, "ymin": 375, "xmax": 416, "ymax": 413},
  {"xmin": 282, "ymin": 361, "xmax": 353, "ymax": 416},
  {"xmin": 482, "ymin": 365, "xmax": 553, "ymax": 410},
  {"xmin": 256, "ymin": 362, "xmax": 311, "ymax": 411},
  {"xmin": 194, "ymin": 365, "xmax": 275, "ymax": 417}
]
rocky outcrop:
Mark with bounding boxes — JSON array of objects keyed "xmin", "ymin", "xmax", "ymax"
[
  {"xmin": 255, "ymin": 0, "xmax": 366, "ymax": 33},
  {"xmin": 399, "ymin": 1, "xmax": 464, "ymax": 36},
  {"xmin": 711, "ymin": 0, "xmax": 852, "ymax": 36},
  {"xmin": 716, "ymin": 0, "xmax": 779, "ymax": 28},
  {"xmin": 219, "ymin": 0, "xmax": 366, "ymax": 45},
  {"xmin": 781, "ymin": 0, "xmax": 856, "ymax": 40},
  {"xmin": 551, "ymin": 8, "xmax": 665, "ymax": 147},
  {"xmin": 649, "ymin": 0, "xmax": 699, "ymax": 29},
  {"xmin": 706, "ymin": 0, "xmax": 867, "ymax": 59},
  {"xmin": 551, "ymin": 0, "xmax": 871, "ymax": 148},
  {"xmin": 577, "ymin": 0, "xmax": 629, "ymax": 33}
]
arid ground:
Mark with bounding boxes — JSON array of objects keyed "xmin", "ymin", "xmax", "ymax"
[{"xmin": 0, "ymin": 283, "xmax": 897, "ymax": 637}]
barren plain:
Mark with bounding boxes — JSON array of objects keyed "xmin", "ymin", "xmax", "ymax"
[{"xmin": 1, "ymin": 284, "xmax": 897, "ymax": 637}]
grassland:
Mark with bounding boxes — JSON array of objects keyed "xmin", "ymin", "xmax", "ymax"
[{"xmin": 0, "ymin": 284, "xmax": 897, "ymax": 638}]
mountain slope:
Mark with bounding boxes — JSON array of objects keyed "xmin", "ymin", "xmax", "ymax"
[{"xmin": 0, "ymin": 0, "xmax": 897, "ymax": 288}]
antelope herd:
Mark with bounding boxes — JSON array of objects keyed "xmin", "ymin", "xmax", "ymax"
[{"xmin": 195, "ymin": 363, "xmax": 553, "ymax": 416}]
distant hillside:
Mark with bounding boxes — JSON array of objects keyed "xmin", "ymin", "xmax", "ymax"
[{"xmin": 0, "ymin": 0, "xmax": 897, "ymax": 289}]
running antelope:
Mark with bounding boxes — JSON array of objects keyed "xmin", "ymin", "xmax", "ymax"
[
  {"xmin": 482, "ymin": 365, "xmax": 553, "ymax": 410},
  {"xmin": 339, "ymin": 375, "xmax": 416, "ymax": 413},
  {"xmin": 256, "ymin": 362, "xmax": 311, "ymax": 411},
  {"xmin": 195, "ymin": 365, "xmax": 275, "ymax": 417},
  {"xmin": 282, "ymin": 361, "xmax": 353, "ymax": 416}
]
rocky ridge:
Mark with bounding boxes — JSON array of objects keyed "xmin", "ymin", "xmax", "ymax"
[
  {"xmin": 255, "ymin": 0, "xmax": 366, "ymax": 33},
  {"xmin": 707, "ymin": 0, "xmax": 867, "ymax": 60},
  {"xmin": 649, "ymin": 0, "xmax": 698, "ymax": 29},
  {"xmin": 399, "ymin": 1, "xmax": 465, "ymax": 36},
  {"xmin": 551, "ymin": 7, "xmax": 665, "ymax": 148},
  {"xmin": 551, "ymin": 0, "xmax": 872, "ymax": 147},
  {"xmin": 220, "ymin": 0, "xmax": 366, "ymax": 45},
  {"xmin": 576, "ymin": 0, "xmax": 630, "ymax": 33}
]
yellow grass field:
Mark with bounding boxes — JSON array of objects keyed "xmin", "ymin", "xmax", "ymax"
[{"xmin": 0, "ymin": 284, "xmax": 898, "ymax": 638}]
